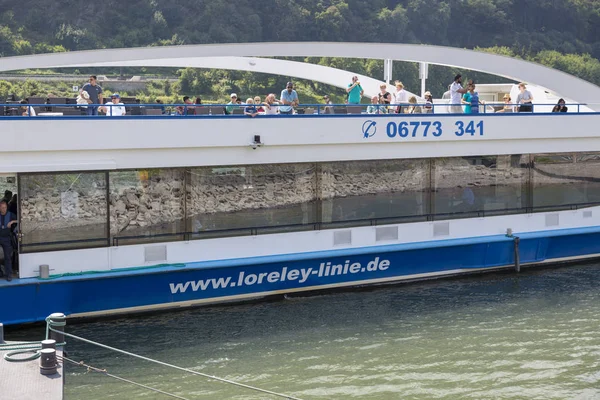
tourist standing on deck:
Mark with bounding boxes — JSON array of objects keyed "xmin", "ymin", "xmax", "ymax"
[
  {"xmin": 450, "ymin": 74, "xmax": 468, "ymax": 114},
  {"xmin": 423, "ymin": 91, "xmax": 434, "ymax": 114},
  {"xmin": 280, "ymin": 82, "xmax": 299, "ymax": 115},
  {"xmin": 176, "ymin": 96, "xmax": 195, "ymax": 115},
  {"xmin": 323, "ymin": 95, "xmax": 334, "ymax": 114},
  {"xmin": 516, "ymin": 82, "xmax": 534, "ymax": 112},
  {"xmin": 81, "ymin": 75, "xmax": 103, "ymax": 116},
  {"xmin": 394, "ymin": 81, "xmax": 409, "ymax": 113},
  {"xmin": 225, "ymin": 93, "xmax": 238, "ymax": 115},
  {"xmin": 0, "ymin": 200, "xmax": 16, "ymax": 281},
  {"xmin": 346, "ymin": 76, "xmax": 364, "ymax": 105}
]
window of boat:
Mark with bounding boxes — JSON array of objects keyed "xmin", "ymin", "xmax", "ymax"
[
  {"xmin": 320, "ymin": 159, "xmax": 430, "ymax": 227},
  {"xmin": 433, "ymin": 155, "xmax": 528, "ymax": 219},
  {"xmin": 532, "ymin": 153, "xmax": 600, "ymax": 211},
  {"xmin": 109, "ymin": 169, "xmax": 185, "ymax": 245},
  {"xmin": 186, "ymin": 163, "xmax": 318, "ymax": 238},
  {"xmin": 19, "ymin": 172, "xmax": 108, "ymax": 252}
]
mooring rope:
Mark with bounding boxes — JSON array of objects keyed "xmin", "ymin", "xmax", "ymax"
[
  {"xmin": 59, "ymin": 355, "xmax": 191, "ymax": 400},
  {"xmin": 48, "ymin": 325, "xmax": 304, "ymax": 400}
]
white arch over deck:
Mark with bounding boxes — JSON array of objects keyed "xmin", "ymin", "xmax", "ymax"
[
  {"xmin": 75, "ymin": 57, "xmax": 394, "ymax": 99},
  {"xmin": 1, "ymin": 42, "xmax": 599, "ymax": 110}
]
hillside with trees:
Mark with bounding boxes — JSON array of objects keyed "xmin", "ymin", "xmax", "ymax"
[{"xmin": 0, "ymin": 0, "xmax": 598, "ymax": 101}]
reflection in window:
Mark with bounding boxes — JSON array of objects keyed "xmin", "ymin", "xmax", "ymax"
[
  {"xmin": 187, "ymin": 164, "xmax": 317, "ymax": 235},
  {"xmin": 321, "ymin": 159, "xmax": 429, "ymax": 224},
  {"xmin": 110, "ymin": 169, "xmax": 185, "ymax": 244},
  {"xmin": 20, "ymin": 172, "xmax": 108, "ymax": 251},
  {"xmin": 434, "ymin": 156, "xmax": 527, "ymax": 217},
  {"xmin": 533, "ymin": 153, "xmax": 600, "ymax": 209}
]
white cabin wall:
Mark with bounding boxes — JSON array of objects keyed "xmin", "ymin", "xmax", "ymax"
[{"xmin": 0, "ymin": 114, "xmax": 599, "ymax": 172}]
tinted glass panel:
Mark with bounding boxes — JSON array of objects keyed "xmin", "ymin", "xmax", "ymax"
[
  {"xmin": 532, "ymin": 153, "xmax": 600, "ymax": 210},
  {"xmin": 434, "ymin": 155, "xmax": 527, "ymax": 218},
  {"xmin": 321, "ymin": 159, "xmax": 429, "ymax": 225},
  {"xmin": 20, "ymin": 172, "xmax": 108, "ymax": 252},
  {"xmin": 187, "ymin": 164, "xmax": 317, "ymax": 237},
  {"xmin": 110, "ymin": 169, "xmax": 185, "ymax": 244}
]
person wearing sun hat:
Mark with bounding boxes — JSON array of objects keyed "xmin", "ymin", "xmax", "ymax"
[
  {"xmin": 102, "ymin": 93, "xmax": 126, "ymax": 116},
  {"xmin": 423, "ymin": 90, "xmax": 434, "ymax": 114},
  {"xmin": 226, "ymin": 93, "xmax": 238, "ymax": 115}
]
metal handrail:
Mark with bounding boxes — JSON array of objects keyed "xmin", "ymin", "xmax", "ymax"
[{"xmin": 1, "ymin": 101, "xmax": 592, "ymax": 117}]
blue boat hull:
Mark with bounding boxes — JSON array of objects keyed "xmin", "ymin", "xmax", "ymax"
[{"xmin": 2, "ymin": 227, "xmax": 600, "ymax": 325}]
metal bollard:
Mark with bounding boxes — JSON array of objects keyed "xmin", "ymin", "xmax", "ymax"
[
  {"xmin": 0, "ymin": 322, "xmax": 3, "ymax": 344},
  {"xmin": 48, "ymin": 313, "xmax": 66, "ymax": 343},
  {"xmin": 41, "ymin": 339, "xmax": 56, "ymax": 350},
  {"xmin": 40, "ymin": 348, "xmax": 57, "ymax": 375},
  {"xmin": 39, "ymin": 264, "xmax": 50, "ymax": 279}
]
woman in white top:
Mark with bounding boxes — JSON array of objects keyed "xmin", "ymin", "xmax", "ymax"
[
  {"xmin": 393, "ymin": 81, "xmax": 409, "ymax": 114},
  {"xmin": 516, "ymin": 82, "xmax": 534, "ymax": 112}
]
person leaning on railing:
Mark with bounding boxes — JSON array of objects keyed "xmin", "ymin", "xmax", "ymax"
[
  {"xmin": 263, "ymin": 93, "xmax": 280, "ymax": 115},
  {"xmin": 280, "ymin": 82, "xmax": 299, "ymax": 115},
  {"xmin": 244, "ymin": 98, "xmax": 259, "ymax": 118}
]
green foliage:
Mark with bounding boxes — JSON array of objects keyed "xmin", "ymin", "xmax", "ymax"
[{"xmin": 1, "ymin": 1, "xmax": 599, "ymax": 101}]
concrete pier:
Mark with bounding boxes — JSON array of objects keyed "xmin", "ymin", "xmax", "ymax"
[{"xmin": 0, "ymin": 343, "xmax": 63, "ymax": 400}]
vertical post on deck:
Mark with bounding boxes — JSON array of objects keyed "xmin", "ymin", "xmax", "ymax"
[
  {"xmin": 383, "ymin": 59, "xmax": 393, "ymax": 85},
  {"xmin": 419, "ymin": 62, "xmax": 429, "ymax": 98}
]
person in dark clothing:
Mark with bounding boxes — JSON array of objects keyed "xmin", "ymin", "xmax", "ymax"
[
  {"xmin": 552, "ymin": 98, "xmax": 568, "ymax": 113},
  {"xmin": 3, "ymin": 190, "xmax": 12, "ymax": 203},
  {"xmin": 0, "ymin": 200, "xmax": 17, "ymax": 281},
  {"xmin": 8, "ymin": 194, "xmax": 17, "ymax": 216}
]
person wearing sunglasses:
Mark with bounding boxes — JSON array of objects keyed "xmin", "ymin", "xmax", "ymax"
[{"xmin": 81, "ymin": 75, "xmax": 103, "ymax": 116}]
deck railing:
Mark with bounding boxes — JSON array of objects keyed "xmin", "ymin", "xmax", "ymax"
[{"xmin": 0, "ymin": 102, "xmax": 592, "ymax": 118}]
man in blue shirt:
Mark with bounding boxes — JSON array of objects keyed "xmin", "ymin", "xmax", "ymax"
[
  {"xmin": 346, "ymin": 76, "xmax": 364, "ymax": 105},
  {"xmin": 0, "ymin": 201, "xmax": 16, "ymax": 281},
  {"xmin": 280, "ymin": 82, "xmax": 299, "ymax": 114},
  {"xmin": 81, "ymin": 75, "xmax": 103, "ymax": 116}
]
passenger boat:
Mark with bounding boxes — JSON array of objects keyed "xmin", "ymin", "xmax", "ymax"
[{"xmin": 1, "ymin": 42, "xmax": 600, "ymax": 325}]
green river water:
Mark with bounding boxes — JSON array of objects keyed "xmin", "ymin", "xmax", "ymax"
[{"xmin": 7, "ymin": 263, "xmax": 600, "ymax": 399}]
